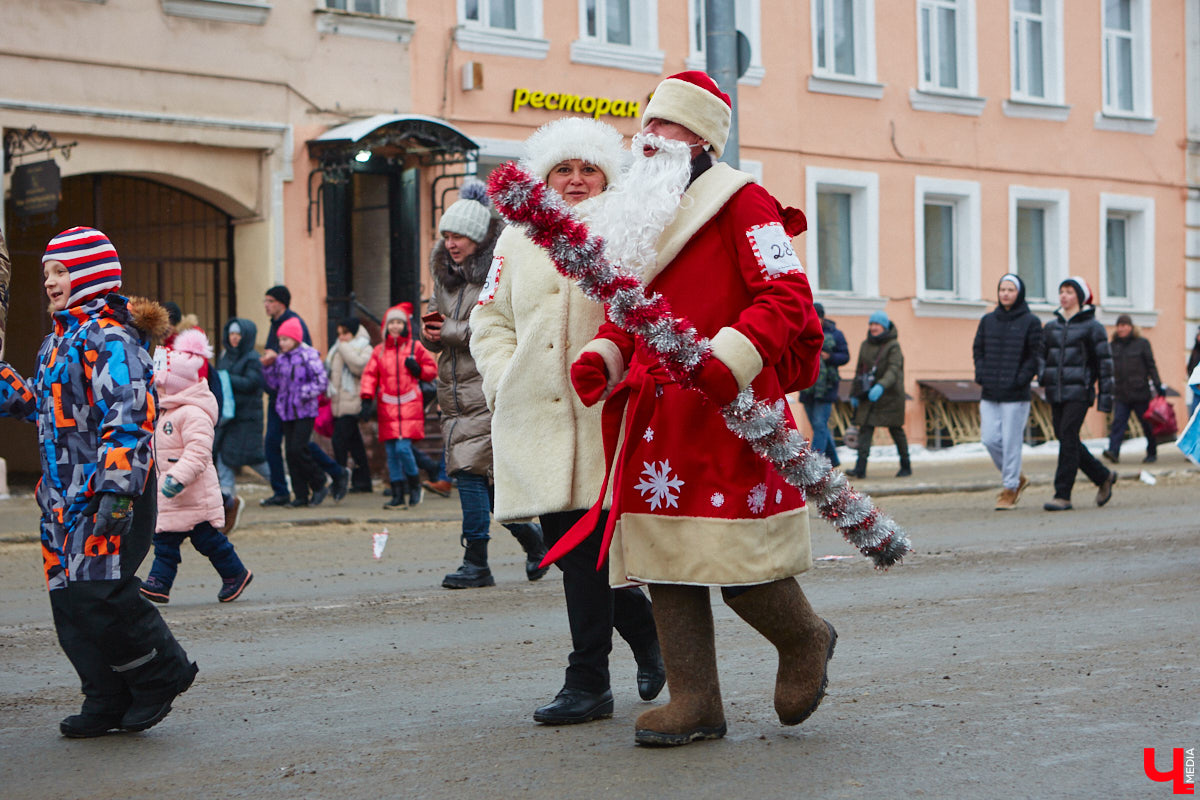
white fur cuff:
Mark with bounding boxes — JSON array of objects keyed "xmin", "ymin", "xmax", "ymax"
[{"xmin": 710, "ymin": 326, "xmax": 763, "ymax": 390}]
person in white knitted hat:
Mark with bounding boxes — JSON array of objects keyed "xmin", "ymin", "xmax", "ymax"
[
  {"xmin": 471, "ymin": 116, "xmax": 664, "ymax": 726},
  {"xmin": 564, "ymin": 71, "xmax": 833, "ymax": 747},
  {"xmin": 422, "ymin": 182, "xmax": 549, "ymax": 590}
]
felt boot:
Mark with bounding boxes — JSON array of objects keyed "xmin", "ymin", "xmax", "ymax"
[
  {"xmin": 634, "ymin": 584, "xmax": 726, "ymax": 747},
  {"xmin": 383, "ymin": 480, "xmax": 407, "ymax": 509},
  {"xmin": 725, "ymin": 578, "xmax": 836, "ymax": 726}
]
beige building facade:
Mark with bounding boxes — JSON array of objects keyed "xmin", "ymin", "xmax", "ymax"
[{"xmin": 1, "ymin": 0, "xmax": 1192, "ymax": 471}]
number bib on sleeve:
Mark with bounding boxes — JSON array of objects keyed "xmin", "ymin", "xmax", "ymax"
[
  {"xmin": 477, "ymin": 256, "xmax": 504, "ymax": 305},
  {"xmin": 745, "ymin": 222, "xmax": 805, "ymax": 280}
]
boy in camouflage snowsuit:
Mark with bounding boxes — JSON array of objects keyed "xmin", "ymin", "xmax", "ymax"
[{"xmin": 0, "ymin": 227, "xmax": 197, "ymax": 737}]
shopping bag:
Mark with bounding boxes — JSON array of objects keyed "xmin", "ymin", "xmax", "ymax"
[{"xmin": 1142, "ymin": 395, "xmax": 1178, "ymax": 443}]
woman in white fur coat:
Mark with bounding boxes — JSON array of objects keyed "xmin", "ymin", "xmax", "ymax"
[{"xmin": 470, "ymin": 117, "xmax": 663, "ymax": 726}]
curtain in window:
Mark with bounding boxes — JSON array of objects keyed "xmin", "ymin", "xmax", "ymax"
[
  {"xmin": 1016, "ymin": 206, "xmax": 1046, "ymax": 300},
  {"xmin": 924, "ymin": 203, "xmax": 955, "ymax": 292},
  {"xmin": 817, "ymin": 192, "xmax": 853, "ymax": 292}
]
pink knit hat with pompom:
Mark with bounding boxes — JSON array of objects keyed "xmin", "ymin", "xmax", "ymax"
[{"xmin": 158, "ymin": 328, "xmax": 212, "ymax": 396}]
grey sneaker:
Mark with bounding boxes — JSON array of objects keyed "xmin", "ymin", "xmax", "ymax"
[{"xmin": 1043, "ymin": 497, "xmax": 1073, "ymax": 511}]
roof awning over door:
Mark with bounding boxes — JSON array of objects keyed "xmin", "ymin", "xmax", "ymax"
[{"xmin": 308, "ymin": 114, "xmax": 478, "ymax": 167}]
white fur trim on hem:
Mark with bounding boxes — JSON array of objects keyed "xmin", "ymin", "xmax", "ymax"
[
  {"xmin": 710, "ymin": 326, "xmax": 762, "ymax": 390},
  {"xmin": 607, "ymin": 506, "xmax": 812, "ymax": 586}
]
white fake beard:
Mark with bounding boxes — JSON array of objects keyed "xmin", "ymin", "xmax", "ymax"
[{"xmin": 587, "ymin": 132, "xmax": 694, "ymax": 276}]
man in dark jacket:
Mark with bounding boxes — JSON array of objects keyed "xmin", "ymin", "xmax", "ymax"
[
  {"xmin": 1039, "ymin": 276, "xmax": 1115, "ymax": 511},
  {"xmin": 973, "ymin": 274, "xmax": 1042, "ymax": 509},
  {"xmin": 798, "ymin": 303, "xmax": 849, "ymax": 466},
  {"xmin": 1103, "ymin": 313, "xmax": 1162, "ymax": 464}
]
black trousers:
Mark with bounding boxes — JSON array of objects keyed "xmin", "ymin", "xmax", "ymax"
[
  {"xmin": 540, "ymin": 510, "xmax": 658, "ymax": 694},
  {"xmin": 50, "ymin": 487, "xmax": 193, "ymax": 715},
  {"xmin": 283, "ymin": 417, "xmax": 325, "ymax": 503},
  {"xmin": 332, "ymin": 415, "xmax": 373, "ymax": 491},
  {"xmin": 856, "ymin": 424, "xmax": 910, "ymax": 463},
  {"xmin": 1051, "ymin": 401, "xmax": 1111, "ymax": 500}
]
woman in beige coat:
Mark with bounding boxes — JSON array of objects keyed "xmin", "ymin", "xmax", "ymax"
[
  {"xmin": 471, "ymin": 117, "xmax": 662, "ymax": 725},
  {"xmin": 325, "ymin": 317, "xmax": 374, "ymax": 493}
]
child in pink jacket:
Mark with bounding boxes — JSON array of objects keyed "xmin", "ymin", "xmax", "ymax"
[{"xmin": 140, "ymin": 329, "xmax": 253, "ymax": 604}]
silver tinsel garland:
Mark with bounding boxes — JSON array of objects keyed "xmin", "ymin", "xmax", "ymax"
[{"xmin": 487, "ymin": 162, "xmax": 910, "ymax": 569}]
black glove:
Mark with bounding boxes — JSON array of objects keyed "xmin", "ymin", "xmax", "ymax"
[
  {"xmin": 359, "ymin": 397, "xmax": 376, "ymax": 422},
  {"xmin": 86, "ymin": 492, "xmax": 135, "ymax": 539},
  {"xmin": 1157, "ymin": 384, "xmax": 1166, "ymax": 398},
  {"xmin": 405, "ymin": 356, "xmax": 422, "ymax": 378}
]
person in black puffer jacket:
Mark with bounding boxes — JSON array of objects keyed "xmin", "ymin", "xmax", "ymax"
[
  {"xmin": 1103, "ymin": 314, "xmax": 1163, "ymax": 464},
  {"xmin": 213, "ymin": 318, "xmax": 270, "ymax": 528},
  {"xmin": 1039, "ymin": 277, "xmax": 1115, "ymax": 511},
  {"xmin": 973, "ymin": 274, "xmax": 1042, "ymax": 509}
]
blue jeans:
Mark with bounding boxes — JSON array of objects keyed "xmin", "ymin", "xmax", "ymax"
[
  {"xmin": 384, "ymin": 438, "xmax": 418, "ymax": 482},
  {"xmin": 308, "ymin": 441, "xmax": 346, "ymax": 480},
  {"xmin": 149, "ymin": 521, "xmax": 245, "ymax": 587},
  {"xmin": 455, "ymin": 470, "xmax": 540, "ymax": 544},
  {"xmin": 1108, "ymin": 399, "xmax": 1155, "ymax": 457},
  {"xmin": 802, "ymin": 398, "xmax": 839, "ymax": 466}
]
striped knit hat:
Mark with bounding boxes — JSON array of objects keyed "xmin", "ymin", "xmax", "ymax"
[{"xmin": 43, "ymin": 227, "xmax": 122, "ymax": 307}]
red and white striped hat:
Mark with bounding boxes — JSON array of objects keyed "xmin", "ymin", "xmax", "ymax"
[{"xmin": 42, "ymin": 226, "xmax": 122, "ymax": 307}]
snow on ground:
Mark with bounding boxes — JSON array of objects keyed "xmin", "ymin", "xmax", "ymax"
[{"xmin": 837, "ymin": 436, "xmax": 1153, "ymax": 464}]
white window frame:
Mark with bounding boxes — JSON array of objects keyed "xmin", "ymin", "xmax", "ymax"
[
  {"xmin": 804, "ymin": 166, "xmax": 886, "ymax": 317},
  {"xmin": 1097, "ymin": 193, "xmax": 1156, "ymax": 322},
  {"xmin": 571, "ymin": 0, "xmax": 664, "ymax": 74},
  {"xmin": 913, "ymin": 176, "xmax": 985, "ymax": 318},
  {"xmin": 1006, "ymin": 0, "xmax": 1066, "ymax": 117},
  {"xmin": 809, "ymin": 0, "xmax": 881, "ymax": 99},
  {"xmin": 314, "ymin": 0, "xmax": 413, "ymax": 42},
  {"xmin": 911, "ymin": 0, "xmax": 984, "ymax": 116},
  {"xmin": 456, "ymin": 0, "xmax": 549, "ymax": 59},
  {"xmin": 1008, "ymin": 186, "xmax": 1070, "ymax": 309},
  {"xmin": 1101, "ymin": 0, "xmax": 1152, "ymax": 118},
  {"xmin": 685, "ymin": 0, "xmax": 765, "ymax": 86}
]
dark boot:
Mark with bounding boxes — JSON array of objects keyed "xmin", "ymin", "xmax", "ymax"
[
  {"xmin": 724, "ymin": 578, "xmax": 836, "ymax": 726},
  {"xmin": 845, "ymin": 456, "xmax": 867, "ymax": 479},
  {"xmin": 634, "ymin": 584, "xmax": 726, "ymax": 747},
  {"xmin": 383, "ymin": 480, "xmax": 407, "ymax": 509},
  {"xmin": 894, "ymin": 429, "xmax": 912, "ymax": 477},
  {"xmin": 895, "ymin": 457, "xmax": 912, "ymax": 478},
  {"xmin": 442, "ymin": 540, "xmax": 495, "ymax": 589},
  {"xmin": 407, "ymin": 475, "xmax": 423, "ymax": 507},
  {"xmin": 509, "ymin": 523, "xmax": 550, "ymax": 581}
]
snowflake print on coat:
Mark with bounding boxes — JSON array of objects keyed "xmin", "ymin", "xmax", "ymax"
[
  {"xmin": 775, "ymin": 490, "xmax": 783, "ymax": 505},
  {"xmin": 747, "ymin": 482, "xmax": 768, "ymax": 515},
  {"xmin": 710, "ymin": 492, "xmax": 725, "ymax": 508},
  {"xmin": 636, "ymin": 460, "xmax": 684, "ymax": 511},
  {"xmin": 643, "ymin": 427, "xmax": 654, "ymax": 442}
]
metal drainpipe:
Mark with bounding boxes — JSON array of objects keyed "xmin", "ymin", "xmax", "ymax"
[{"xmin": 705, "ymin": 0, "xmax": 739, "ymax": 169}]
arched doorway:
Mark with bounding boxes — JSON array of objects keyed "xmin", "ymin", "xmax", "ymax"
[{"xmin": 2, "ymin": 173, "xmax": 234, "ymax": 477}]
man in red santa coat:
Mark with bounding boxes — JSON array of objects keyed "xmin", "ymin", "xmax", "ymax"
[{"xmin": 568, "ymin": 71, "xmax": 835, "ymax": 747}]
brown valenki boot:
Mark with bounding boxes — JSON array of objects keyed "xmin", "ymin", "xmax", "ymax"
[
  {"xmin": 634, "ymin": 584, "xmax": 727, "ymax": 747},
  {"xmin": 724, "ymin": 578, "xmax": 837, "ymax": 726}
]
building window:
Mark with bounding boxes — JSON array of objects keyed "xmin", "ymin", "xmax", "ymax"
[
  {"xmin": 919, "ymin": 0, "xmax": 975, "ymax": 92},
  {"xmin": 804, "ymin": 167, "xmax": 882, "ymax": 315},
  {"xmin": 1008, "ymin": 186, "xmax": 1069, "ymax": 305},
  {"xmin": 812, "ymin": 0, "xmax": 876, "ymax": 82},
  {"xmin": 1098, "ymin": 193, "xmax": 1154, "ymax": 312},
  {"xmin": 571, "ymin": 0, "xmax": 663, "ymax": 73},
  {"xmin": 1102, "ymin": 0, "xmax": 1151, "ymax": 118},
  {"xmin": 1010, "ymin": 0, "xmax": 1064, "ymax": 105},
  {"xmin": 686, "ymin": 0, "xmax": 764, "ymax": 85},
  {"xmin": 317, "ymin": 0, "xmax": 412, "ymax": 40},
  {"xmin": 915, "ymin": 177, "xmax": 981, "ymax": 309},
  {"xmin": 456, "ymin": 0, "xmax": 547, "ymax": 58}
]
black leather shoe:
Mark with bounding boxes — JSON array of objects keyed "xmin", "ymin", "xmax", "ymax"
[
  {"xmin": 533, "ymin": 687, "xmax": 614, "ymax": 725},
  {"xmin": 60, "ymin": 711, "xmax": 125, "ymax": 738},
  {"xmin": 635, "ymin": 642, "xmax": 666, "ymax": 701},
  {"xmin": 259, "ymin": 494, "xmax": 290, "ymax": 507}
]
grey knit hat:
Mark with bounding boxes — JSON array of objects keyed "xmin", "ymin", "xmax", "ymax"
[{"xmin": 438, "ymin": 180, "xmax": 491, "ymax": 243}]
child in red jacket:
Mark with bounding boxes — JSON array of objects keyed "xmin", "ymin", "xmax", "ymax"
[{"xmin": 361, "ymin": 303, "xmax": 437, "ymax": 509}]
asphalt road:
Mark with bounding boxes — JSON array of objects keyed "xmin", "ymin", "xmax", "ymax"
[{"xmin": 0, "ymin": 473, "xmax": 1196, "ymax": 799}]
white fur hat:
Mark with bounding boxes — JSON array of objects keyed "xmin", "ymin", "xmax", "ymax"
[
  {"xmin": 158, "ymin": 328, "xmax": 213, "ymax": 396},
  {"xmin": 642, "ymin": 70, "xmax": 732, "ymax": 157},
  {"xmin": 521, "ymin": 117, "xmax": 628, "ymax": 185},
  {"xmin": 438, "ymin": 180, "xmax": 491, "ymax": 243}
]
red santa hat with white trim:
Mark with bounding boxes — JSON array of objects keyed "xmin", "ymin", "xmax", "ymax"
[
  {"xmin": 642, "ymin": 70, "xmax": 732, "ymax": 157},
  {"xmin": 1060, "ymin": 275, "xmax": 1093, "ymax": 306},
  {"xmin": 43, "ymin": 226, "xmax": 123, "ymax": 307}
]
